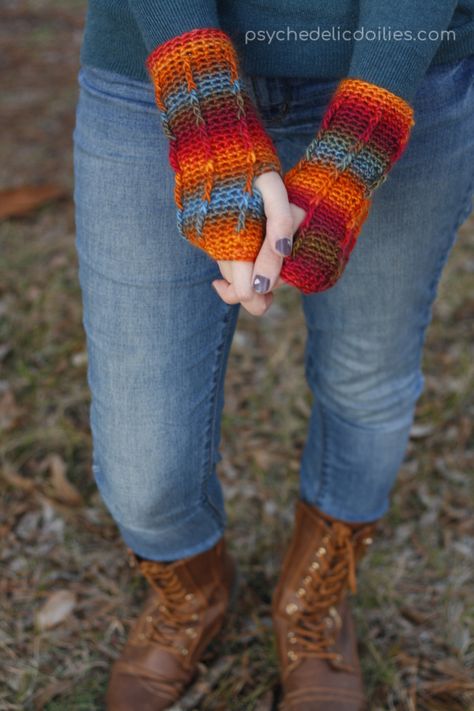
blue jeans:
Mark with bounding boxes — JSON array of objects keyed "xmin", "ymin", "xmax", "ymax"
[{"xmin": 73, "ymin": 57, "xmax": 474, "ymax": 561}]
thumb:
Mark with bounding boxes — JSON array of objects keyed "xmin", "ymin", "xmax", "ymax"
[{"xmin": 290, "ymin": 202, "xmax": 307, "ymax": 233}]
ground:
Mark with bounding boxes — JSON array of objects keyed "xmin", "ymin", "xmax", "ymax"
[{"xmin": 0, "ymin": 2, "xmax": 473, "ymax": 710}]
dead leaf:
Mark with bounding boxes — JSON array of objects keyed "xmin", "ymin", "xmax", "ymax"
[
  {"xmin": 0, "ymin": 343, "xmax": 11, "ymax": 361},
  {"xmin": 254, "ymin": 691, "xmax": 275, "ymax": 711},
  {"xmin": 410, "ymin": 423, "xmax": 435, "ymax": 439},
  {"xmin": 46, "ymin": 454, "xmax": 83, "ymax": 506},
  {"xmin": 0, "ymin": 464, "xmax": 35, "ymax": 493},
  {"xmin": 36, "ymin": 589, "xmax": 76, "ymax": 630},
  {"xmin": 34, "ymin": 679, "xmax": 74, "ymax": 710},
  {"xmin": 168, "ymin": 656, "xmax": 235, "ymax": 710},
  {"xmin": 0, "ymin": 185, "xmax": 67, "ymax": 220},
  {"xmin": 0, "ymin": 388, "xmax": 24, "ymax": 432}
]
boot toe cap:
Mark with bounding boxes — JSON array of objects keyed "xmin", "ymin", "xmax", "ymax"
[
  {"xmin": 106, "ymin": 668, "xmax": 178, "ymax": 711},
  {"xmin": 282, "ymin": 689, "xmax": 367, "ymax": 711}
]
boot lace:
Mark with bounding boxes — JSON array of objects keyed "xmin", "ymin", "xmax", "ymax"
[
  {"xmin": 285, "ymin": 523, "xmax": 372, "ymax": 671},
  {"xmin": 136, "ymin": 560, "xmax": 201, "ymax": 656}
]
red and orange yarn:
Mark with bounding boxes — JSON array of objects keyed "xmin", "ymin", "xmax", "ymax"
[
  {"xmin": 147, "ymin": 28, "xmax": 281, "ymax": 261},
  {"xmin": 281, "ymin": 79, "xmax": 415, "ymax": 293}
]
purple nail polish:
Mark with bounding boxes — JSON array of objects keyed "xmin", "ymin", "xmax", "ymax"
[
  {"xmin": 253, "ymin": 275, "xmax": 270, "ymax": 293},
  {"xmin": 276, "ymin": 237, "xmax": 292, "ymax": 256}
]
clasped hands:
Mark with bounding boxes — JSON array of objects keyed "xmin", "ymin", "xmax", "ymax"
[
  {"xmin": 212, "ymin": 171, "xmax": 306, "ymax": 317},
  {"xmin": 147, "ymin": 29, "xmax": 415, "ymax": 311}
]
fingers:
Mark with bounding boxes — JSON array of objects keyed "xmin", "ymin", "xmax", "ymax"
[
  {"xmin": 212, "ymin": 278, "xmax": 273, "ymax": 316},
  {"xmin": 252, "ymin": 202, "xmax": 308, "ymax": 293},
  {"xmin": 213, "ymin": 262, "xmax": 274, "ymax": 316},
  {"xmin": 256, "ymin": 172, "xmax": 294, "ymax": 258},
  {"xmin": 252, "ymin": 174, "xmax": 306, "ymax": 294},
  {"xmin": 251, "ymin": 172, "xmax": 293, "ymax": 294},
  {"xmin": 211, "ymin": 175, "xmax": 309, "ymax": 311}
]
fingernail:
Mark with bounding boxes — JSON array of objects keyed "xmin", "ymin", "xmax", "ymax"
[
  {"xmin": 253, "ymin": 275, "xmax": 270, "ymax": 293},
  {"xmin": 275, "ymin": 237, "xmax": 292, "ymax": 256}
]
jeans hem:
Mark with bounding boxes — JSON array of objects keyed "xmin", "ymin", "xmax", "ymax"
[
  {"xmin": 120, "ymin": 523, "xmax": 226, "ymax": 562},
  {"xmin": 308, "ymin": 497, "xmax": 389, "ymax": 525}
]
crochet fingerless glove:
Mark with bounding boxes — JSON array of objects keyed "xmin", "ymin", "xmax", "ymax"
[
  {"xmin": 147, "ymin": 28, "xmax": 281, "ymax": 261},
  {"xmin": 281, "ymin": 79, "xmax": 415, "ymax": 294}
]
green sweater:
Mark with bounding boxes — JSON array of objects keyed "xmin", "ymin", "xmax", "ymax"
[{"xmin": 81, "ymin": 0, "xmax": 474, "ymax": 101}]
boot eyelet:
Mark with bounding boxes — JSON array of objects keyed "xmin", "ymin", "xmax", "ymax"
[
  {"xmin": 303, "ymin": 575, "xmax": 311, "ymax": 584},
  {"xmin": 310, "ymin": 561, "xmax": 320, "ymax": 570},
  {"xmin": 363, "ymin": 537, "xmax": 373, "ymax": 546},
  {"xmin": 296, "ymin": 588, "xmax": 306, "ymax": 597},
  {"xmin": 288, "ymin": 650, "xmax": 298, "ymax": 661},
  {"xmin": 191, "ymin": 613, "xmax": 199, "ymax": 621},
  {"xmin": 286, "ymin": 602, "xmax": 298, "ymax": 615},
  {"xmin": 316, "ymin": 546, "xmax": 326, "ymax": 557},
  {"xmin": 146, "ymin": 615, "xmax": 153, "ymax": 623},
  {"xmin": 185, "ymin": 593, "xmax": 194, "ymax": 601},
  {"xmin": 180, "ymin": 647, "xmax": 189, "ymax": 655}
]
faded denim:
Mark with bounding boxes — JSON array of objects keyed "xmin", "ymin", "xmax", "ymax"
[{"xmin": 73, "ymin": 55, "xmax": 474, "ymax": 559}]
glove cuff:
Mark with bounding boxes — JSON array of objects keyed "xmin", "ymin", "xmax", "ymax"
[{"xmin": 147, "ymin": 28, "xmax": 281, "ymax": 260}]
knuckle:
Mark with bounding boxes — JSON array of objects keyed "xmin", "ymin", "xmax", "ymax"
[
  {"xmin": 273, "ymin": 214, "xmax": 294, "ymax": 236},
  {"xmin": 235, "ymin": 287, "xmax": 252, "ymax": 302},
  {"xmin": 254, "ymin": 301, "xmax": 268, "ymax": 317}
]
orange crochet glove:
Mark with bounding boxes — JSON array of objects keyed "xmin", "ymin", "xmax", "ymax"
[
  {"xmin": 147, "ymin": 28, "xmax": 281, "ymax": 261},
  {"xmin": 281, "ymin": 79, "xmax": 415, "ymax": 294}
]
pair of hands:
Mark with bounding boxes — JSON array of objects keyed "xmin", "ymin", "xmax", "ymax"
[{"xmin": 212, "ymin": 172, "xmax": 306, "ymax": 317}]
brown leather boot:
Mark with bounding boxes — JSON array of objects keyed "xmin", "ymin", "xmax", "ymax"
[
  {"xmin": 272, "ymin": 501, "xmax": 376, "ymax": 711},
  {"xmin": 106, "ymin": 537, "xmax": 236, "ymax": 710}
]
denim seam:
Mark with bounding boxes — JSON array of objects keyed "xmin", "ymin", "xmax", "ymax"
[
  {"xmin": 199, "ymin": 303, "xmax": 237, "ymax": 528},
  {"xmin": 313, "ymin": 397, "xmax": 332, "ymax": 508},
  {"xmin": 419, "ymin": 165, "xmax": 474, "ymax": 333}
]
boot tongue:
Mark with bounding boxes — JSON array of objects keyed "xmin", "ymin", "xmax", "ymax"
[{"xmin": 139, "ymin": 560, "xmax": 185, "ymax": 599}]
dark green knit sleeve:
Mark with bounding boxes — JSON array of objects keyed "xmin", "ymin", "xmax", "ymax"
[
  {"xmin": 127, "ymin": 0, "xmax": 220, "ymax": 51},
  {"xmin": 348, "ymin": 0, "xmax": 458, "ymax": 101}
]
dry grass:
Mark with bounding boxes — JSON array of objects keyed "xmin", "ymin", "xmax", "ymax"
[{"xmin": 1, "ymin": 3, "xmax": 473, "ymax": 709}]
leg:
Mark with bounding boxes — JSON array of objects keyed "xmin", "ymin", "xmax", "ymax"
[
  {"xmin": 293, "ymin": 57, "xmax": 474, "ymax": 522},
  {"xmin": 74, "ymin": 67, "xmax": 240, "ymax": 561},
  {"xmin": 251, "ymin": 55, "xmax": 474, "ymax": 711}
]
